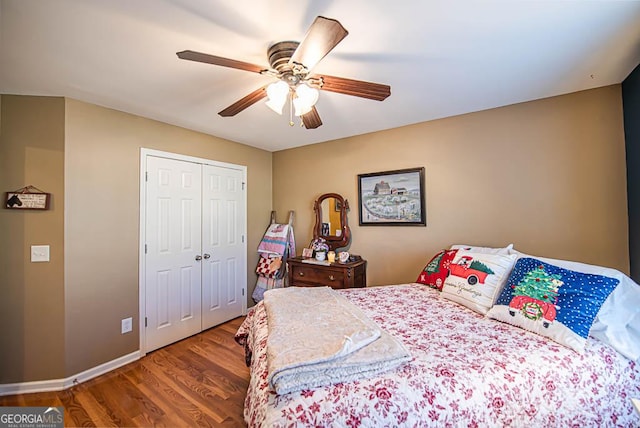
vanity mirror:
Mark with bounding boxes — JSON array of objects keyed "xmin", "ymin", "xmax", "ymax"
[
  {"xmin": 313, "ymin": 193, "xmax": 351, "ymax": 251},
  {"xmin": 287, "ymin": 193, "xmax": 365, "ymax": 290}
]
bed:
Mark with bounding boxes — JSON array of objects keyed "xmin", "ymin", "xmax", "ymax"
[{"xmin": 235, "ymin": 249, "xmax": 640, "ymax": 427}]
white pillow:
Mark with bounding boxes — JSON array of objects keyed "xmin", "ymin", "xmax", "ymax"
[
  {"xmin": 510, "ymin": 248, "xmax": 640, "ymax": 361},
  {"xmin": 450, "ymin": 243, "xmax": 513, "ymax": 255},
  {"xmin": 441, "ymin": 250, "xmax": 517, "ymax": 314}
]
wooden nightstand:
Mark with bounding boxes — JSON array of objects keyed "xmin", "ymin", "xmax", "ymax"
[{"xmin": 287, "ymin": 257, "xmax": 367, "ymax": 289}]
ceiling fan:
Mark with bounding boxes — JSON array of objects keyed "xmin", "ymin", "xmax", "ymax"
[{"xmin": 176, "ymin": 16, "xmax": 391, "ymax": 129}]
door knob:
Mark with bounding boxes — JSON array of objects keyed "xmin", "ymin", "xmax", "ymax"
[
  {"xmin": 203, "ymin": 253, "xmax": 211, "ymax": 259},
  {"xmin": 195, "ymin": 255, "xmax": 202, "ymax": 261}
]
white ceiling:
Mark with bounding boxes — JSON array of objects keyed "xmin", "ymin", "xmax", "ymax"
[{"xmin": 2, "ymin": 1, "xmax": 640, "ymax": 152}]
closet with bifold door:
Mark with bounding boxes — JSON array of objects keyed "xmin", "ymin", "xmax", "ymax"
[{"xmin": 142, "ymin": 151, "xmax": 247, "ymax": 352}]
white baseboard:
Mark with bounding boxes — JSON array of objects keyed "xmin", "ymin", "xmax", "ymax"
[{"xmin": 0, "ymin": 350, "xmax": 140, "ymax": 397}]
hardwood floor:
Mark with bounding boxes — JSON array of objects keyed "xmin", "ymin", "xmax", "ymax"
[{"xmin": 0, "ymin": 317, "xmax": 250, "ymax": 427}]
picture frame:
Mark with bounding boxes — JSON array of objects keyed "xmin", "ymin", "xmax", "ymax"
[
  {"xmin": 357, "ymin": 167, "xmax": 426, "ymax": 226},
  {"xmin": 321, "ymin": 222, "xmax": 330, "ymax": 236},
  {"xmin": 5, "ymin": 191, "xmax": 50, "ymax": 210}
]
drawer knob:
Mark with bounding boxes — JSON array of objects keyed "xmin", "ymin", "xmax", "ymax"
[
  {"xmin": 298, "ymin": 272, "xmax": 305, "ymax": 277},
  {"xmin": 328, "ymin": 275, "xmax": 335, "ymax": 281}
]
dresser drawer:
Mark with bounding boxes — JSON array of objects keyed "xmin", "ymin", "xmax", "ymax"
[
  {"xmin": 287, "ymin": 257, "xmax": 367, "ymax": 290},
  {"xmin": 291, "ymin": 264, "xmax": 344, "ymax": 286}
]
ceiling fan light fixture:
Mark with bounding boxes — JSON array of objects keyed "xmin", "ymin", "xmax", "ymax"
[
  {"xmin": 178, "ymin": 16, "xmax": 390, "ymax": 129},
  {"xmin": 293, "ymin": 83, "xmax": 319, "ymax": 116},
  {"xmin": 293, "ymin": 97, "xmax": 312, "ymax": 116},
  {"xmin": 265, "ymin": 99, "xmax": 285, "ymax": 115},
  {"xmin": 265, "ymin": 80, "xmax": 289, "ymax": 114}
]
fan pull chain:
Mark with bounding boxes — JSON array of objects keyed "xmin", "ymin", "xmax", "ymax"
[{"xmin": 289, "ymin": 90, "xmax": 294, "ymax": 127}]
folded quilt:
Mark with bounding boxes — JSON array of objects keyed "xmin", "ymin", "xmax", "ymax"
[
  {"xmin": 257, "ymin": 223, "xmax": 295, "ymax": 257},
  {"xmin": 263, "ymin": 286, "xmax": 411, "ymax": 395}
]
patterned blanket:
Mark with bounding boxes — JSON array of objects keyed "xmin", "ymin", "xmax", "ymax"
[
  {"xmin": 236, "ymin": 284, "xmax": 640, "ymax": 427},
  {"xmin": 257, "ymin": 223, "xmax": 295, "ymax": 257}
]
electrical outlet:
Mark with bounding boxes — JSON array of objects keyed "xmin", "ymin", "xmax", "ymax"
[{"xmin": 121, "ymin": 317, "xmax": 133, "ymax": 334}]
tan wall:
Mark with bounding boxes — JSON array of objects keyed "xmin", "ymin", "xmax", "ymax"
[
  {"xmin": 0, "ymin": 95, "xmax": 66, "ymax": 383},
  {"xmin": 1, "ymin": 85, "xmax": 629, "ymax": 383},
  {"xmin": 273, "ymin": 86, "xmax": 629, "ymax": 286},
  {"xmin": 63, "ymin": 99, "xmax": 272, "ymax": 376}
]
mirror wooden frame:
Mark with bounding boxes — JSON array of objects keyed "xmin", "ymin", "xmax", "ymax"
[{"xmin": 313, "ymin": 193, "xmax": 351, "ymax": 251}]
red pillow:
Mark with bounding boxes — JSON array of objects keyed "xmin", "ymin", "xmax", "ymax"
[{"xmin": 416, "ymin": 249, "xmax": 458, "ymax": 290}]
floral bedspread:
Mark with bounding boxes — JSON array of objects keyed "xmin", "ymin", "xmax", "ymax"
[{"xmin": 235, "ymin": 284, "xmax": 640, "ymax": 427}]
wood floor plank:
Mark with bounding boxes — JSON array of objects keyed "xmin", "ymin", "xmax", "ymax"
[
  {"xmin": 142, "ymin": 351, "xmax": 228, "ymax": 425},
  {"xmin": 122, "ymin": 368, "xmax": 196, "ymax": 428},
  {"xmin": 72, "ymin": 389, "xmax": 119, "ymax": 427},
  {"xmin": 84, "ymin": 374, "xmax": 137, "ymax": 427},
  {"xmin": 57, "ymin": 388, "xmax": 97, "ymax": 427},
  {"xmin": 194, "ymin": 338, "xmax": 252, "ymax": 380},
  {"xmin": 140, "ymin": 365, "xmax": 222, "ymax": 427},
  {"xmin": 0, "ymin": 317, "xmax": 249, "ymax": 427}
]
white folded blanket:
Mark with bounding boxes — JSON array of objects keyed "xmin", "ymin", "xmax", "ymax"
[{"xmin": 263, "ymin": 286, "xmax": 411, "ymax": 395}]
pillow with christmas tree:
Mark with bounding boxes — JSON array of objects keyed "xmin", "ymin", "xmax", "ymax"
[
  {"xmin": 415, "ymin": 249, "xmax": 458, "ymax": 291},
  {"xmin": 509, "ymin": 248, "xmax": 640, "ymax": 361},
  {"xmin": 486, "ymin": 257, "xmax": 619, "ymax": 352},
  {"xmin": 440, "ymin": 250, "xmax": 517, "ymax": 314}
]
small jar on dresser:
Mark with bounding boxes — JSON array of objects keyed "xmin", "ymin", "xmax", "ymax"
[{"xmin": 287, "ymin": 257, "xmax": 367, "ymax": 290}]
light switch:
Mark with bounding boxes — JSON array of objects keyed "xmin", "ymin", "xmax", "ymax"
[{"xmin": 31, "ymin": 245, "xmax": 50, "ymax": 262}]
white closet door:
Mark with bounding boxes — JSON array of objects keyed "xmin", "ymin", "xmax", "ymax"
[
  {"xmin": 145, "ymin": 156, "xmax": 203, "ymax": 352},
  {"xmin": 201, "ymin": 164, "xmax": 246, "ymax": 330}
]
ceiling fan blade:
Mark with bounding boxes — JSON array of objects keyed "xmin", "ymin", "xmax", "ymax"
[
  {"xmin": 177, "ymin": 50, "xmax": 266, "ymax": 73},
  {"xmin": 218, "ymin": 86, "xmax": 268, "ymax": 117},
  {"xmin": 289, "ymin": 16, "xmax": 348, "ymax": 71},
  {"xmin": 301, "ymin": 106, "xmax": 322, "ymax": 129},
  {"xmin": 317, "ymin": 74, "xmax": 391, "ymax": 101}
]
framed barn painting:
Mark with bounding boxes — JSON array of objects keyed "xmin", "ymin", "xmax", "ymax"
[{"xmin": 357, "ymin": 167, "xmax": 426, "ymax": 226}]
